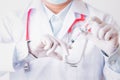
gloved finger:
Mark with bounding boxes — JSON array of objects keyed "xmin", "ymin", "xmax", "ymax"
[
  {"xmin": 88, "ymin": 21, "xmax": 100, "ymax": 37},
  {"xmin": 38, "ymin": 41, "xmax": 46, "ymax": 48},
  {"xmin": 56, "ymin": 40, "xmax": 71, "ymax": 61},
  {"xmin": 98, "ymin": 25, "xmax": 111, "ymax": 40},
  {"xmin": 46, "ymin": 35, "xmax": 59, "ymax": 56},
  {"xmin": 37, "ymin": 50, "xmax": 47, "ymax": 57},
  {"xmin": 92, "ymin": 16, "xmax": 103, "ymax": 24},
  {"xmin": 49, "ymin": 52, "xmax": 63, "ymax": 60},
  {"xmin": 43, "ymin": 36, "xmax": 53, "ymax": 50},
  {"xmin": 46, "ymin": 42, "xmax": 58, "ymax": 56},
  {"xmin": 89, "ymin": 17, "xmax": 106, "ymax": 39},
  {"xmin": 43, "ymin": 40, "xmax": 53, "ymax": 50},
  {"xmin": 54, "ymin": 39, "xmax": 70, "ymax": 57},
  {"xmin": 58, "ymin": 40, "xmax": 69, "ymax": 56},
  {"xmin": 104, "ymin": 29, "xmax": 118, "ymax": 41},
  {"xmin": 32, "ymin": 46, "xmax": 47, "ymax": 58}
]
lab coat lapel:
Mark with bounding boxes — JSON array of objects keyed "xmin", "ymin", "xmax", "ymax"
[
  {"xmin": 37, "ymin": 10, "xmax": 53, "ymax": 36},
  {"xmin": 29, "ymin": 3, "xmax": 53, "ymax": 41},
  {"xmin": 57, "ymin": 5, "xmax": 75, "ymax": 39},
  {"xmin": 36, "ymin": 2, "xmax": 53, "ymax": 36},
  {"xmin": 57, "ymin": 0, "xmax": 89, "ymax": 39}
]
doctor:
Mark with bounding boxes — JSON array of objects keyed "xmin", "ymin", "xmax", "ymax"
[{"xmin": 0, "ymin": 0, "xmax": 120, "ymax": 80}]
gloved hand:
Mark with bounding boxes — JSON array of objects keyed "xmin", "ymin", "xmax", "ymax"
[
  {"xmin": 30, "ymin": 34, "xmax": 69, "ymax": 60},
  {"xmin": 85, "ymin": 17, "xmax": 119, "ymax": 56}
]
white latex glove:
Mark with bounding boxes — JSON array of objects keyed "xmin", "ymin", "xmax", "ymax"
[
  {"xmin": 31, "ymin": 35, "xmax": 59, "ymax": 57},
  {"xmin": 31, "ymin": 34, "xmax": 69, "ymax": 60},
  {"xmin": 85, "ymin": 17, "xmax": 119, "ymax": 56}
]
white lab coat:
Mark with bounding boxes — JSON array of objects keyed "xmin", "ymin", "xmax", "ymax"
[{"xmin": 0, "ymin": 0, "xmax": 120, "ymax": 80}]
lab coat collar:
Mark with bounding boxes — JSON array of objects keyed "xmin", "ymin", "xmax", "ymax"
[
  {"xmin": 28, "ymin": 0, "xmax": 89, "ymax": 38},
  {"xmin": 43, "ymin": 2, "xmax": 72, "ymax": 21},
  {"xmin": 28, "ymin": 0, "xmax": 54, "ymax": 36}
]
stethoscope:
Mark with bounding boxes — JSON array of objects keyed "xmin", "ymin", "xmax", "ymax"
[{"xmin": 24, "ymin": 8, "xmax": 91, "ymax": 72}]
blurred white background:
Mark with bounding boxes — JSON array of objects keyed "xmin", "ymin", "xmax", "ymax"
[
  {"xmin": 0, "ymin": 0, "xmax": 120, "ymax": 79},
  {"xmin": 84, "ymin": 0, "xmax": 120, "ymax": 26}
]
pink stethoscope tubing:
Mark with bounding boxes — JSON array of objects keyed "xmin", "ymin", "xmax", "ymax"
[{"xmin": 26, "ymin": 9, "xmax": 32, "ymax": 41}]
